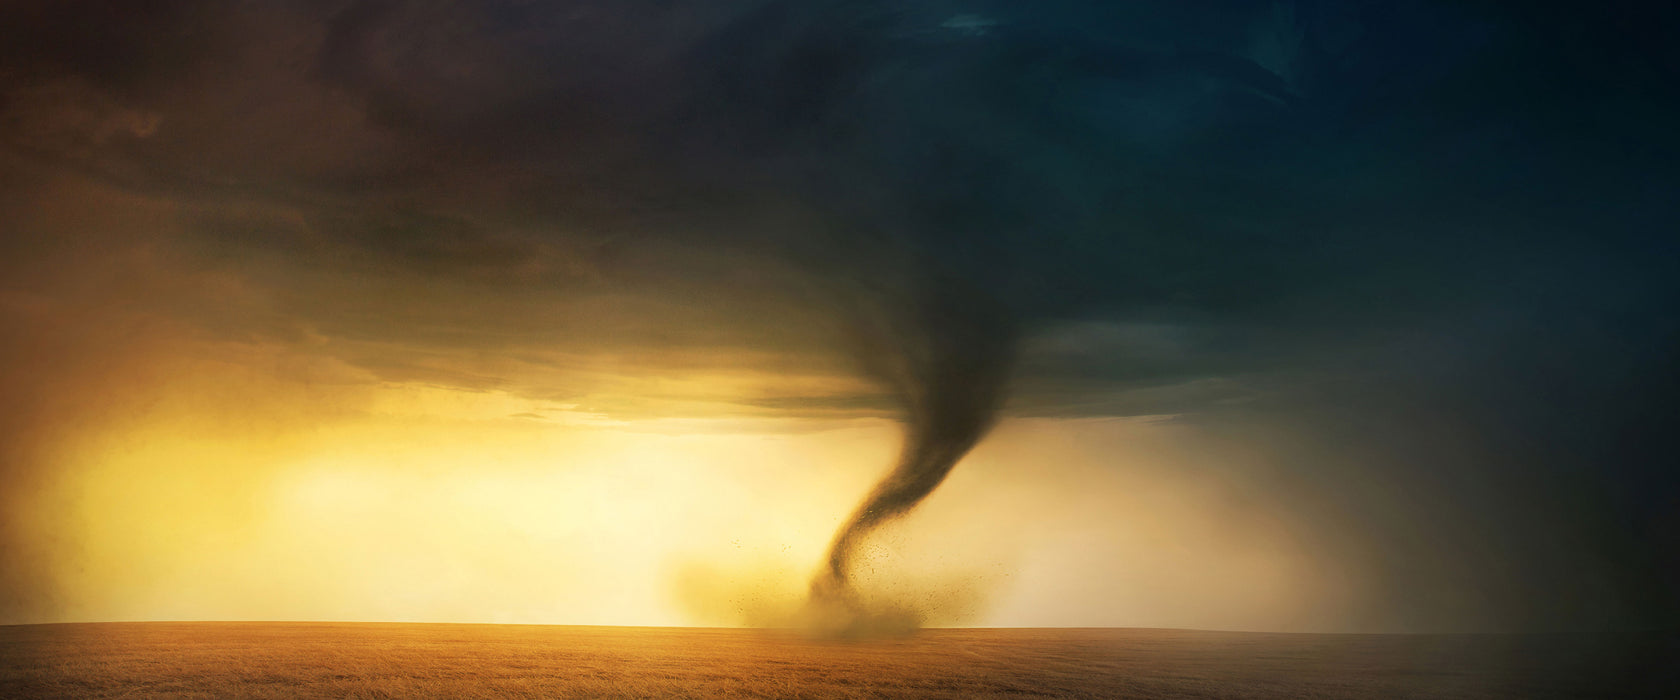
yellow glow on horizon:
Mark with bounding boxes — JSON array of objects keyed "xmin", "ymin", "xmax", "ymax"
[
  {"xmin": 44, "ymin": 394, "xmax": 894, "ymax": 626},
  {"xmin": 16, "ymin": 340, "xmax": 1357, "ymax": 632}
]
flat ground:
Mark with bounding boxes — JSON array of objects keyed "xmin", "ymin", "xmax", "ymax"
[{"xmin": 0, "ymin": 623, "xmax": 1673, "ymax": 699}]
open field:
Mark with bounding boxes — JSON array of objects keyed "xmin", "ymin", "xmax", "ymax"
[{"xmin": 1, "ymin": 622, "xmax": 1673, "ymax": 699}]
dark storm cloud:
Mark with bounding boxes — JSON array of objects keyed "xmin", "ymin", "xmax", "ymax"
[{"xmin": 2, "ymin": 1, "xmax": 1676, "ymax": 629}]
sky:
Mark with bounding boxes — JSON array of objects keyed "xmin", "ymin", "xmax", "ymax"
[{"xmin": 1, "ymin": 0, "xmax": 1676, "ymax": 633}]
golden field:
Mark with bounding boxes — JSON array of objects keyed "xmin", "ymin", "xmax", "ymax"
[{"xmin": 0, "ymin": 622, "xmax": 1672, "ymax": 699}]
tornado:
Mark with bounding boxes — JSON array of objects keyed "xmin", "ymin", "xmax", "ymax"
[{"xmin": 809, "ymin": 275, "xmax": 1016, "ymax": 618}]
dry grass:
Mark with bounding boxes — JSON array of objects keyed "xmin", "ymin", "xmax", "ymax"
[{"xmin": 0, "ymin": 622, "xmax": 1672, "ymax": 699}]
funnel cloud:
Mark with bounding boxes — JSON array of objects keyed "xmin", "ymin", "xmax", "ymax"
[{"xmin": 812, "ymin": 277, "xmax": 1016, "ymax": 618}]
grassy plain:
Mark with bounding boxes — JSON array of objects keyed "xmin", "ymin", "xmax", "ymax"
[{"xmin": 1, "ymin": 622, "xmax": 1673, "ymax": 698}]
